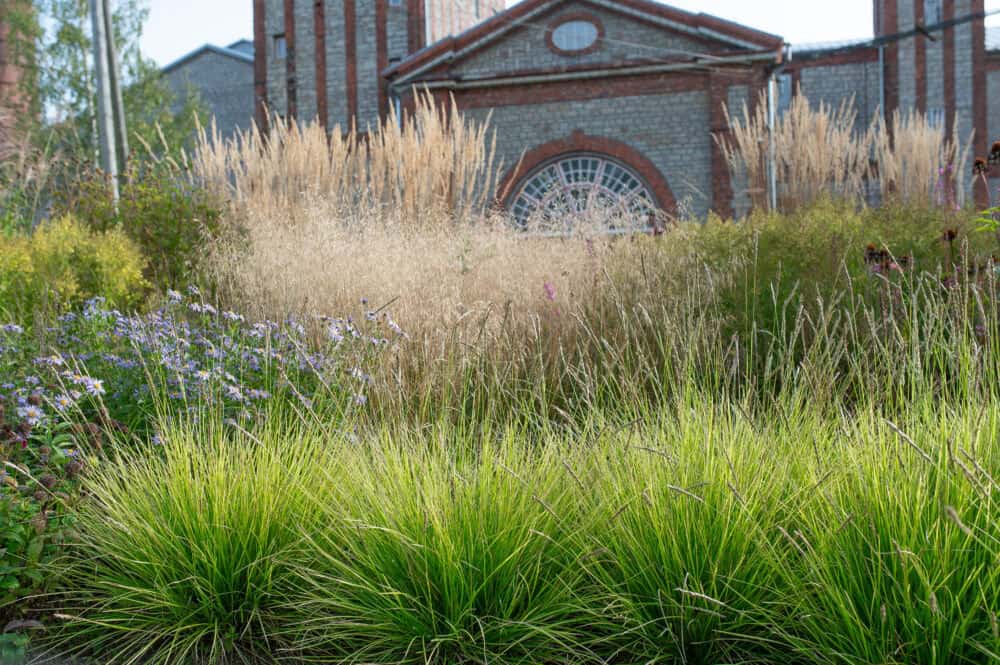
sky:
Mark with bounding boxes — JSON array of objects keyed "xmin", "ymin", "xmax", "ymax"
[{"xmin": 141, "ymin": 0, "xmax": 1000, "ymax": 68}]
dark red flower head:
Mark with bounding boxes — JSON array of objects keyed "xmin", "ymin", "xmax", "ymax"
[
  {"xmin": 991, "ymin": 141, "xmax": 1000, "ymax": 163},
  {"xmin": 944, "ymin": 228, "xmax": 958, "ymax": 242},
  {"xmin": 974, "ymin": 157, "xmax": 989, "ymax": 175}
]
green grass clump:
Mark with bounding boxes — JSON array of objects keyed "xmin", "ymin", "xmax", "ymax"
[
  {"xmin": 45, "ymin": 396, "xmax": 1000, "ymax": 664},
  {"xmin": 47, "ymin": 418, "xmax": 328, "ymax": 664},
  {"xmin": 291, "ymin": 429, "xmax": 591, "ymax": 664}
]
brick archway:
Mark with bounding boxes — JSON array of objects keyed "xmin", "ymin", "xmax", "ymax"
[{"xmin": 497, "ymin": 130, "xmax": 678, "ymax": 215}]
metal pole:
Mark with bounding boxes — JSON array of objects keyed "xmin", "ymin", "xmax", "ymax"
[
  {"xmin": 767, "ymin": 74, "xmax": 778, "ymax": 212},
  {"xmin": 102, "ymin": 0, "xmax": 129, "ymax": 170},
  {"xmin": 89, "ymin": 0, "xmax": 118, "ymax": 201}
]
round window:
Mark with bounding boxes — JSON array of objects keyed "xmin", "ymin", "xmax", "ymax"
[{"xmin": 551, "ymin": 19, "xmax": 600, "ymax": 53}]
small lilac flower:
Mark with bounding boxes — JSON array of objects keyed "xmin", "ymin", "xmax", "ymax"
[
  {"xmin": 17, "ymin": 405, "xmax": 44, "ymax": 426},
  {"xmin": 167, "ymin": 289, "xmax": 183, "ymax": 303},
  {"xmin": 84, "ymin": 378, "xmax": 106, "ymax": 396},
  {"xmin": 543, "ymin": 282, "xmax": 557, "ymax": 301},
  {"xmin": 353, "ymin": 394, "xmax": 368, "ymax": 406},
  {"xmin": 187, "ymin": 285, "xmax": 201, "ymax": 296},
  {"xmin": 24, "ymin": 376, "xmax": 39, "ymax": 386},
  {"xmin": 52, "ymin": 394, "xmax": 75, "ymax": 412},
  {"xmin": 2, "ymin": 323, "xmax": 24, "ymax": 334}
]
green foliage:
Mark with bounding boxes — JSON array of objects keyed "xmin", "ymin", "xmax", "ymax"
[
  {"xmin": 295, "ymin": 434, "xmax": 589, "ymax": 664},
  {"xmin": 44, "ymin": 398, "xmax": 1000, "ymax": 664},
  {"xmin": 53, "ymin": 167, "xmax": 225, "ymax": 290},
  {"xmin": 0, "ymin": 215, "xmax": 147, "ymax": 319},
  {"xmin": 4, "ymin": 0, "xmax": 205, "ymax": 165},
  {"xmin": 49, "ymin": 419, "xmax": 326, "ymax": 664},
  {"xmin": 682, "ymin": 200, "xmax": 981, "ymax": 335},
  {"xmin": 0, "ymin": 412, "xmax": 83, "ymax": 651}
]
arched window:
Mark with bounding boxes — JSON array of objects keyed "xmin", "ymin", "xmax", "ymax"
[{"xmin": 509, "ymin": 154, "xmax": 657, "ymax": 232}]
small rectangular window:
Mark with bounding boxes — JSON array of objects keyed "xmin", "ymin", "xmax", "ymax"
[
  {"xmin": 924, "ymin": 0, "xmax": 942, "ymax": 24},
  {"xmin": 273, "ymin": 34, "xmax": 287, "ymax": 59}
]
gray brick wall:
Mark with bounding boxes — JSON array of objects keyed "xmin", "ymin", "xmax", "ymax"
[
  {"xmin": 954, "ymin": 0, "xmax": 975, "ymax": 179},
  {"xmin": 265, "ymin": 0, "xmax": 286, "ymax": 117},
  {"xmin": 798, "ymin": 61, "xmax": 882, "ymax": 135},
  {"xmin": 455, "ymin": 5, "xmax": 709, "ymax": 79},
  {"xmin": 294, "ymin": 0, "xmax": 317, "ymax": 122},
  {"xmin": 464, "ymin": 90, "xmax": 715, "ymax": 218},
  {"xmin": 354, "ymin": 1, "xmax": 380, "ymax": 130},
  {"xmin": 165, "ymin": 51, "xmax": 254, "ymax": 139},
  {"xmin": 926, "ymin": 35, "xmax": 945, "ymax": 116},
  {"xmin": 426, "ymin": 0, "xmax": 505, "ymax": 42},
  {"xmin": 387, "ymin": 2, "xmax": 410, "ymax": 64},
  {"xmin": 897, "ymin": 0, "xmax": 916, "ymax": 110},
  {"xmin": 990, "ymin": 70, "xmax": 1000, "ymax": 146},
  {"xmin": 325, "ymin": 0, "xmax": 348, "ymax": 130},
  {"xmin": 726, "ymin": 84, "xmax": 751, "ymax": 218}
]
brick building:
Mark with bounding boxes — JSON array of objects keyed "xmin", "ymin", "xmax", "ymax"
[
  {"xmin": 255, "ymin": 0, "xmax": 994, "ymax": 220},
  {"xmin": 0, "ymin": 8, "xmax": 26, "ymax": 149},
  {"xmin": 162, "ymin": 40, "xmax": 256, "ymax": 138}
]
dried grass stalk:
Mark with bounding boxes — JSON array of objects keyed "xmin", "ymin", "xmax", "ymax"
[{"xmin": 720, "ymin": 91, "xmax": 973, "ymax": 212}]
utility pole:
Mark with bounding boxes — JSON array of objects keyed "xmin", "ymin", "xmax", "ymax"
[
  {"xmin": 89, "ymin": 0, "xmax": 119, "ymax": 201},
  {"xmin": 103, "ymin": 0, "xmax": 129, "ymax": 171}
]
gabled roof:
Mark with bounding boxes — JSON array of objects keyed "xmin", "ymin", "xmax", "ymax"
[
  {"xmin": 227, "ymin": 39, "xmax": 255, "ymax": 56},
  {"xmin": 385, "ymin": 0, "xmax": 785, "ymax": 83},
  {"xmin": 161, "ymin": 42, "xmax": 254, "ymax": 75}
]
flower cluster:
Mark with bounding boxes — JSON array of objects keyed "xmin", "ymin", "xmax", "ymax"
[
  {"xmin": 864, "ymin": 243, "xmax": 910, "ymax": 274},
  {"xmin": 0, "ymin": 292, "xmax": 403, "ymax": 442}
]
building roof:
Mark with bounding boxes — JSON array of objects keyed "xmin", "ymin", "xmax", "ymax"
[
  {"xmin": 227, "ymin": 39, "xmax": 255, "ymax": 56},
  {"xmin": 161, "ymin": 42, "xmax": 254, "ymax": 75},
  {"xmin": 791, "ymin": 37, "xmax": 872, "ymax": 55},
  {"xmin": 385, "ymin": 0, "xmax": 785, "ymax": 83}
]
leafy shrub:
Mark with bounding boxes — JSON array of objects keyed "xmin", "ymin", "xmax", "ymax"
[
  {"xmin": 659, "ymin": 200, "xmax": 988, "ymax": 351},
  {"xmin": 53, "ymin": 166, "xmax": 226, "ymax": 291},
  {"xmin": 0, "ymin": 216, "xmax": 147, "ymax": 320}
]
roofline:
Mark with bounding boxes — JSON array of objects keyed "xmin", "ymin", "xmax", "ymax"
[
  {"xmin": 384, "ymin": 0, "xmax": 785, "ymax": 81},
  {"xmin": 160, "ymin": 44, "xmax": 254, "ymax": 75},
  {"xmin": 390, "ymin": 51, "xmax": 782, "ymax": 93}
]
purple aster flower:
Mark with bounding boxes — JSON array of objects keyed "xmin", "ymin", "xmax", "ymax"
[
  {"xmin": 167, "ymin": 289, "xmax": 183, "ymax": 303},
  {"xmin": 2, "ymin": 323, "xmax": 23, "ymax": 334},
  {"xmin": 16, "ymin": 405, "xmax": 44, "ymax": 426},
  {"xmin": 84, "ymin": 378, "xmax": 106, "ymax": 396},
  {"xmin": 52, "ymin": 393, "xmax": 75, "ymax": 412}
]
